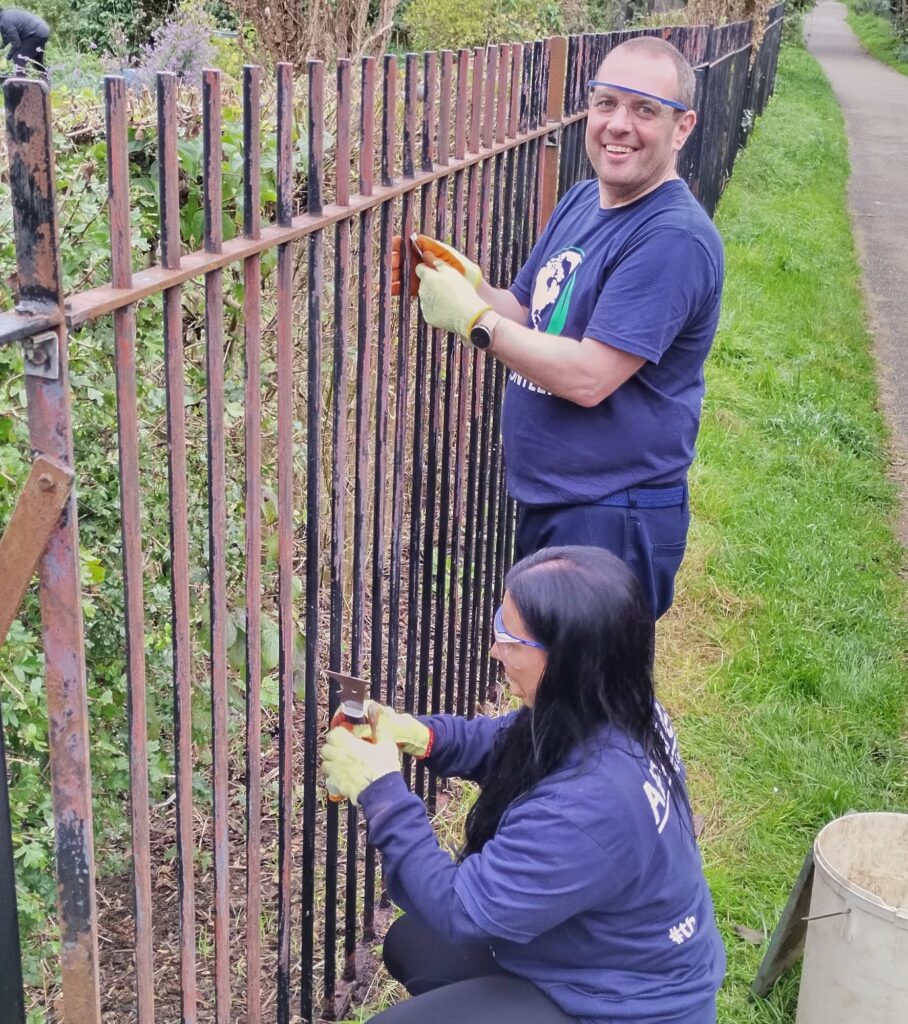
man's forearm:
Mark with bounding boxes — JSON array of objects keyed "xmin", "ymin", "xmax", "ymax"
[
  {"xmin": 486, "ymin": 315, "xmax": 645, "ymax": 408},
  {"xmin": 476, "ymin": 281, "xmax": 527, "ymax": 322}
]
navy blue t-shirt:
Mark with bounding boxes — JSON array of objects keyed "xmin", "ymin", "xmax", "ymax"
[
  {"xmin": 506, "ymin": 178, "xmax": 724, "ymax": 506},
  {"xmin": 359, "ymin": 708, "xmax": 726, "ymax": 1023}
]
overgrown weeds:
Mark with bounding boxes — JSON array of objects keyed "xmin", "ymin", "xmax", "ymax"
[{"xmin": 844, "ymin": 0, "xmax": 908, "ymax": 75}]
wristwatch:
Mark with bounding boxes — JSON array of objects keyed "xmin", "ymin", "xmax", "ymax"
[{"xmin": 469, "ymin": 311, "xmax": 501, "ymax": 350}]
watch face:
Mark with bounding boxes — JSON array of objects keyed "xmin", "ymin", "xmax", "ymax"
[{"xmin": 470, "ymin": 323, "xmax": 492, "ymax": 349}]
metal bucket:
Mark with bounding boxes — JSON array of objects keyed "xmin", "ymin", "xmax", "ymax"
[{"xmin": 796, "ymin": 812, "xmax": 908, "ymax": 1023}]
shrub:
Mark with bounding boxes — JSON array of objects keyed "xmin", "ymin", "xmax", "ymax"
[
  {"xmin": 401, "ymin": 0, "xmax": 591, "ymax": 51},
  {"xmin": 853, "ymin": 0, "xmax": 890, "ymax": 16}
]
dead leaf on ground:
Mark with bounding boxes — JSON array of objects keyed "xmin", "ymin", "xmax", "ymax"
[{"xmin": 733, "ymin": 924, "xmax": 767, "ymax": 944}]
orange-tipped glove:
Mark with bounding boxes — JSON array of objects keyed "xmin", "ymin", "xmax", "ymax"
[
  {"xmin": 330, "ymin": 699, "xmax": 433, "ymax": 758},
  {"xmin": 391, "ymin": 234, "xmax": 483, "ymax": 297},
  {"xmin": 321, "ymin": 707, "xmax": 401, "ymax": 804}
]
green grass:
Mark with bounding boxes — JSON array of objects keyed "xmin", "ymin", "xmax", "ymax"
[
  {"xmin": 844, "ymin": 3, "xmax": 908, "ymax": 75},
  {"xmin": 345, "ymin": 37, "xmax": 908, "ymax": 1024},
  {"xmin": 659, "ymin": 37, "xmax": 908, "ymax": 1022}
]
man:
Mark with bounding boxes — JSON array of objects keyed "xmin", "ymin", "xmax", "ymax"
[
  {"xmin": 399, "ymin": 37, "xmax": 724, "ymax": 619},
  {"xmin": 0, "ymin": 7, "xmax": 50, "ymax": 76}
]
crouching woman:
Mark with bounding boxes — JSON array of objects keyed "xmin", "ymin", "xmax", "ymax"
[{"xmin": 321, "ymin": 545, "xmax": 725, "ymax": 1024}]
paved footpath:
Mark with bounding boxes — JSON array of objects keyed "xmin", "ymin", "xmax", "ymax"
[{"xmin": 805, "ymin": 2, "xmax": 908, "ymax": 544}]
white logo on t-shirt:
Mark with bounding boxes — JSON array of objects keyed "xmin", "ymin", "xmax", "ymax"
[{"xmin": 530, "ymin": 246, "xmax": 584, "ymax": 330}]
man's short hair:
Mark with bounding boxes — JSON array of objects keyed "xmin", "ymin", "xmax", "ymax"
[{"xmin": 603, "ymin": 37, "xmax": 696, "ymax": 110}]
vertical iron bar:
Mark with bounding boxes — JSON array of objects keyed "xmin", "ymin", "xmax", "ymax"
[
  {"xmin": 0, "ymin": 697, "xmax": 24, "ymax": 1022},
  {"xmin": 460, "ymin": 45, "xmax": 497, "ymax": 718},
  {"xmin": 275, "ymin": 59, "xmax": 295, "ymax": 1024},
  {"xmin": 105, "ymin": 73, "xmax": 155, "ymax": 1024},
  {"xmin": 157, "ymin": 70, "xmax": 197, "ymax": 1024},
  {"xmin": 403, "ymin": 48, "xmax": 436, "ymax": 777},
  {"xmin": 301, "ymin": 58, "xmax": 325, "ymax": 1024},
  {"xmin": 202, "ymin": 67, "xmax": 231, "ymax": 1024},
  {"xmin": 242, "ymin": 63, "xmax": 263, "ymax": 1024},
  {"xmin": 350, "ymin": 53, "xmax": 375, "ymax": 949},
  {"xmin": 3, "ymin": 77, "xmax": 101, "ymax": 1024},
  {"xmin": 364, "ymin": 50, "xmax": 395, "ymax": 935},
  {"xmin": 386, "ymin": 49, "xmax": 417, "ymax": 757},
  {"xmin": 415, "ymin": 49, "xmax": 450, "ymax": 794},
  {"xmin": 325, "ymin": 55, "xmax": 351, "ymax": 1007}
]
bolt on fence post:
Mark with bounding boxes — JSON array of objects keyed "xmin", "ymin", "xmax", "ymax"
[{"xmin": 2, "ymin": 77, "xmax": 101, "ymax": 1024}]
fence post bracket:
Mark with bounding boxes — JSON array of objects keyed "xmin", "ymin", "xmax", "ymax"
[{"xmin": 22, "ymin": 330, "xmax": 60, "ymax": 380}]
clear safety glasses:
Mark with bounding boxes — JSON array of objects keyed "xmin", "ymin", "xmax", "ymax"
[
  {"xmin": 493, "ymin": 605, "xmax": 546, "ymax": 651},
  {"xmin": 587, "ymin": 80, "xmax": 689, "ymax": 124}
]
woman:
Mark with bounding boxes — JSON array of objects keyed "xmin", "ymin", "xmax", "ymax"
[{"xmin": 321, "ymin": 546, "xmax": 725, "ymax": 1023}]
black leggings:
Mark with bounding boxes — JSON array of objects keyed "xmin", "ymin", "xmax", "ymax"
[{"xmin": 369, "ymin": 914, "xmax": 574, "ymax": 1023}]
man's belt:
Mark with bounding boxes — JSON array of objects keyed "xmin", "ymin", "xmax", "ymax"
[{"xmin": 595, "ymin": 485, "xmax": 685, "ymax": 510}]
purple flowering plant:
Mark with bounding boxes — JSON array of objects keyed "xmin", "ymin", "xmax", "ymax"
[{"xmin": 132, "ymin": 4, "xmax": 219, "ymax": 91}]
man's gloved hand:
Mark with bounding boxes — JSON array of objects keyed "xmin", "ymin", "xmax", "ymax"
[
  {"xmin": 415, "ymin": 262, "xmax": 492, "ymax": 341},
  {"xmin": 322, "ymin": 707, "xmax": 401, "ymax": 804},
  {"xmin": 329, "ymin": 700, "xmax": 433, "ymax": 757},
  {"xmin": 390, "ymin": 235, "xmax": 483, "ymax": 297},
  {"xmin": 414, "ymin": 236, "xmax": 483, "ymax": 288}
]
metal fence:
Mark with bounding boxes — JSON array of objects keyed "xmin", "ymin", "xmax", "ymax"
[{"xmin": 0, "ymin": 9, "xmax": 783, "ymax": 1023}]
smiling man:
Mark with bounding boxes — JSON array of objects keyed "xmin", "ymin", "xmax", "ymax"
[{"xmin": 404, "ymin": 37, "xmax": 724, "ymax": 618}]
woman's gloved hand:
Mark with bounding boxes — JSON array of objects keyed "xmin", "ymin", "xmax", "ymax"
[
  {"xmin": 329, "ymin": 700, "xmax": 433, "ymax": 758},
  {"xmin": 322, "ymin": 708, "xmax": 401, "ymax": 804}
]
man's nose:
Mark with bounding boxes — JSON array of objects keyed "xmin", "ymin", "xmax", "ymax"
[
  {"xmin": 607, "ymin": 103, "xmax": 632, "ymax": 131},
  {"xmin": 490, "ymin": 641, "xmax": 502, "ymax": 663}
]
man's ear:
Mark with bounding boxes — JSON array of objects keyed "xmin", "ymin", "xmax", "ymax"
[{"xmin": 673, "ymin": 109, "xmax": 698, "ymax": 151}]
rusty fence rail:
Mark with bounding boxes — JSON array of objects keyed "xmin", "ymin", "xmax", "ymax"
[{"xmin": 0, "ymin": 11, "xmax": 783, "ymax": 1024}]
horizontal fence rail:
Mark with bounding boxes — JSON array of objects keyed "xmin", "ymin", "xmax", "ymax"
[{"xmin": 0, "ymin": 9, "xmax": 783, "ymax": 1023}]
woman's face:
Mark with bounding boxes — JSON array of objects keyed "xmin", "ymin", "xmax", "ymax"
[{"xmin": 490, "ymin": 592, "xmax": 548, "ymax": 707}]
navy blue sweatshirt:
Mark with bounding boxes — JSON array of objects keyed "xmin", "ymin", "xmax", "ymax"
[{"xmin": 359, "ymin": 710, "xmax": 725, "ymax": 1023}]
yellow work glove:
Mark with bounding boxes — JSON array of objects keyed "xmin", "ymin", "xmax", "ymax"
[
  {"xmin": 415, "ymin": 262, "xmax": 492, "ymax": 342},
  {"xmin": 391, "ymin": 235, "xmax": 484, "ymax": 297},
  {"xmin": 321, "ymin": 708, "xmax": 401, "ymax": 804},
  {"xmin": 415, "ymin": 236, "xmax": 483, "ymax": 288},
  {"xmin": 330, "ymin": 700, "xmax": 433, "ymax": 757}
]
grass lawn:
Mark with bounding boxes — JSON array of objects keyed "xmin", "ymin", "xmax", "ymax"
[
  {"xmin": 659, "ymin": 35, "xmax": 908, "ymax": 1023},
  {"xmin": 342, "ymin": 34, "xmax": 908, "ymax": 1024},
  {"xmin": 843, "ymin": 2, "xmax": 908, "ymax": 75}
]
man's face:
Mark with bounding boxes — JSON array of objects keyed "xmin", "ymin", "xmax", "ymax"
[{"xmin": 585, "ymin": 49, "xmax": 697, "ymax": 207}]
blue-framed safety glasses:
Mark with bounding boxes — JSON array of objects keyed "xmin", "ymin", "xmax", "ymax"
[
  {"xmin": 493, "ymin": 605, "xmax": 546, "ymax": 650},
  {"xmin": 587, "ymin": 80, "xmax": 689, "ymax": 115}
]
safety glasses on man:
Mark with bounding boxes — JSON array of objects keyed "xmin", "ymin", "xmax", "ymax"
[
  {"xmin": 493, "ymin": 605, "xmax": 546, "ymax": 650},
  {"xmin": 587, "ymin": 80, "xmax": 689, "ymax": 124}
]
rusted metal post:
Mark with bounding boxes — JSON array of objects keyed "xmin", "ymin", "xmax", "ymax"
[
  {"xmin": 242, "ymin": 63, "xmax": 264, "ymax": 1024},
  {"xmin": 156, "ymin": 69, "xmax": 198, "ymax": 1024},
  {"xmin": 275, "ymin": 60, "xmax": 295, "ymax": 1024},
  {"xmin": 2, "ymin": 77, "xmax": 101, "ymax": 1024},
  {"xmin": 105, "ymin": 74, "xmax": 156, "ymax": 1024}
]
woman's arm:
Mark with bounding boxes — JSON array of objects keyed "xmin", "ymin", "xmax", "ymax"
[
  {"xmin": 419, "ymin": 712, "xmax": 515, "ymax": 783},
  {"xmin": 359, "ymin": 772, "xmax": 635, "ymax": 947}
]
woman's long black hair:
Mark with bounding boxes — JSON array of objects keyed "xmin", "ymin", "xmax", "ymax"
[{"xmin": 461, "ymin": 545, "xmax": 690, "ymax": 857}]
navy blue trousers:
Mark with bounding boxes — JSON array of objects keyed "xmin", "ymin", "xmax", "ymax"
[{"xmin": 515, "ymin": 485, "xmax": 690, "ymax": 619}]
